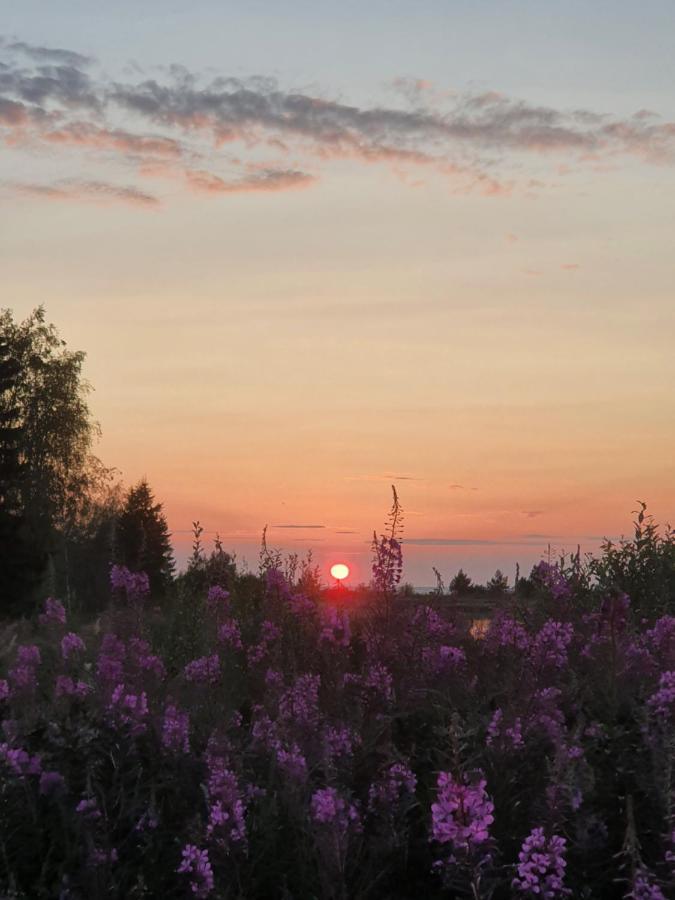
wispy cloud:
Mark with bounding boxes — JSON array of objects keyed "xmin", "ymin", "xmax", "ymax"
[
  {"xmin": 272, "ymin": 524, "xmax": 326, "ymax": 529},
  {"xmin": 3, "ymin": 37, "xmax": 675, "ymax": 207},
  {"xmin": 8, "ymin": 179, "xmax": 159, "ymax": 207}
]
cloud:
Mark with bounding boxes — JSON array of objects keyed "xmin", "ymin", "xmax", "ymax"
[
  {"xmin": 4, "ymin": 37, "xmax": 675, "ymax": 208},
  {"xmin": 522, "ymin": 510, "xmax": 545, "ymax": 518},
  {"xmin": 561, "ymin": 263, "xmax": 580, "ymax": 270},
  {"xmin": 404, "ymin": 538, "xmax": 503, "ymax": 546},
  {"xmin": 9, "ymin": 179, "xmax": 159, "ymax": 207},
  {"xmin": 2, "ymin": 39, "xmax": 92, "ymax": 68},
  {"xmin": 183, "ymin": 167, "xmax": 315, "ymax": 194},
  {"xmin": 272, "ymin": 524, "xmax": 326, "ymax": 529},
  {"xmin": 334, "ymin": 530, "xmax": 358, "ymax": 534}
]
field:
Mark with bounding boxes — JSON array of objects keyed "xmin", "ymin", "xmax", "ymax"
[{"xmin": 1, "ymin": 513, "xmax": 675, "ymax": 900}]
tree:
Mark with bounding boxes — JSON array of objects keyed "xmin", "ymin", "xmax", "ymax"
[
  {"xmin": 0, "ymin": 336, "xmax": 48, "ymax": 615},
  {"xmin": 486, "ymin": 568, "xmax": 509, "ymax": 596},
  {"xmin": 115, "ymin": 478, "xmax": 175, "ymax": 595},
  {"xmin": 449, "ymin": 568, "xmax": 473, "ymax": 597},
  {"xmin": 0, "ymin": 307, "xmax": 105, "ymax": 613}
]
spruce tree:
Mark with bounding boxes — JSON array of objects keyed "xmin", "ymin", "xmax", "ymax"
[{"xmin": 115, "ymin": 478, "xmax": 174, "ymax": 595}]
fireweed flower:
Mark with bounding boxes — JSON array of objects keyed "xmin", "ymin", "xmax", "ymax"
[
  {"xmin": 177, "ymin": 844, "xmax": 214, "ymax": 898},
  {"xmin": 363, "ymin": 663, "xmax": 394, "ymax": 703},
  {"xmin": 368, "ymin": 762, "xmax": 417, "ymax": 812},
  {"xmin": 206, "ymin": 585, "xmax": 230, "ymax": 608},
  {"xmin": 96, "ymin": 634, "xmax": 126, "ymax": 685},
  {"xmin": 265, "ymin": 567, "xmax": 292, "ymax": 601},
  {"xmin": 531, "ymin": 620, "xmax": 574, "ymax": 670},
  {"xmin": 512, "ymin": 827, "xmax": 571, "ymax": 897},
  {"xmin": 88, "ymin": 847, "xmax": 118, "ymax": 867},
  {"xmin": 431, "ymin": 771, "xmax": 494, "ymax": 855},
  {"xmin": 532, "ymin": 561, "xmax": 572, "ymax": 601},
  {"xmin": 54, "ymin": 675, "xmax": 91, "ymax": 700},
  {"xmin": 128, "ymin": 637, "xmax": 166, "ymax": 680},
  {"xmin": 8, "ymin": 645, "xmax": 41, "ymax": 693},
  {"xmin": 217, "ymin": 618, "xmax": 243, "ymax": 650},
  {"xmin": 0, "ymin": 680, "xmax": 9, "ymax": 701},
  {"xmin": 110, "ymin": 564, "xmax": 150, "ymax": 600},
  {"xmin": 629, "ymin": 869, "xmax": 666, "ymax": 900},
  {"xmin": 311, "ymin": 787, "xmax": 361, "ymax": 833},
  {"xmin": 279, "ymin": 673, "xmax": 321, "ymax": 728},
  {"xmin": 162, "ymin": 703, "xmax": 190, "ymax": 754},
  {"xmin": 38, "ymin": 597, "xmax": 66, "ymax": 627},
  {"xmin": 205, "ymin": 758, "xmax": 247, "ymax": 849},
  {"xmin": 647, "ymin": 671, "xmax": 675, "ymax": 720},
  {"xmin": 61, "ymin": 632, "xmax": 86, "ymax": 661},
  {"xmin": 39, "ymin": 770, "xmax": 65, "ymax": 796},
  {"xmin": 76, "ymin": 796, "xmax": 102, "ymax": 821},
  {"xmin": 276, "ymin": 743, "xmax": 308, "ymax": 782},
  {"xmin": 184, "ymin": 654, "xmax": 221, "ymax": 685},
  {"xmin": 0, "ymin": 744, "xmax": 42, "ymax": 778},
  {"xmin": 322, "ymin": 724, "xmax": 360, "ymax": 766},
  {"xmin": 108, "ymin": 684, "xmax": 149, "ymax": 735},
  {"xmin": 485, "ymin": 615, "xmax": 531, "ymax": 654}
]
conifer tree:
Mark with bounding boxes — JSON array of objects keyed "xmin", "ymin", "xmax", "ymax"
[{"xmin": 115, "ymin": 478, "xmax": 175, "ymax": 595}]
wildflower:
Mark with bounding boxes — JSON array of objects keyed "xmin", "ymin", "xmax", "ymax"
[
  {"xmin": 311, "ymin": 787, "xmax": 361, "ymax": 833},
  {"xmin": 184, "ymin": 654, "xmax": 220, "ymax": 685},
  {"xmin": 368, "ymin": 762, "xmax": 417, "ymax": 812},
  {"xmin": 96, "ymin": 634, "xmax": 126, "ymax": 685},
  {"xmin": 54, "ymin": 675, "xmax": 91, "ymax": 700},
  {"xmin": 76, "ymin": 796, "xmax": 101, "ymax": 821},
  {"xmin": 629, "ymin": 869, "xmax": 666, "ymax": 900},
  {"xmin": 88, "ymin": 847, "xmax": 118, "ymax": 867},
  {"xmin": 39, "ymin": 770, "xmax": 65, "ymax": 796},
  {"xmin": 207, "ymin": 585, "xmax": 230, "ymax": 607},
  {"xmin": 276, "ymin": 744, "xmax": 308, "ymax": 782},
  {"xmin": 110, "ymin": 564, "xmax": 150, "ymax": 600},
  {"xmin": 322, "ymin": 724, "xmax": 360, "ymax": 765},
  {"xmin": 108, "ymin": 684, "xmax": 149, "ymax": 735},
  {"xmin": 161, "ymin": 703, "xmax": 190, "ymax": 754},
  {"xmin": 38, "ymin": 597, "xmax": 66, "ymax": 626},
  {"xmin": 532, "ymin": 561, "xmax": 571, "ymax": 601},
  {"xmin": 363, "ymin": 663, "xmax": 394, "ymax": 702},
  {"xmin": 61, "ymin": 632, "xmax": 86, "ymax": 661},
  {"xmin": 279, "ymin": 673, "xmax": 321, "ymax": 727},
  {"xmin": 128, "ymin": 637, "xmax": 166, "ymax": 680},
  {"xmin": 177, "ymin": 844, "xmax": 214, "ymax": 898},
  {"xmin": 217, "ymin": 618, "xmax": 243, "ymax": 650},
  {"xmin": 0, "ymin": 680, "xmax": 9, "ymax": 702},
  {"xmin": 531, "ymin": 620, "xmax": 574, "ymax": 670},
  {"xmin": 205, "ymin": 759, "xmax": 247, "ymax": 849},
  {"xmin": 512, "ymin": 827, "xmax": 570, "ymax": 897},
  {"xmin": 431, "ymin": 771, "xmax": 494, "ymax": 853},
  {"xmin": 0, "ymin": 744, "xmax": 42, "ymax": 778},
  {"xmin": 647, "ymin": 671, "xmax": 675, "ymax": 720}
]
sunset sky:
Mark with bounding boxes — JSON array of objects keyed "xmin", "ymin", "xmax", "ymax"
[{"xmin": 2, "ymin": 2, "xmax": 675, "ymax": 585}]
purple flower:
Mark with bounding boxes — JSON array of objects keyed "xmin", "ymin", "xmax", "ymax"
[
  {"xmin": 108, "ymin": 684, "xmax": 149, "ymax": 735},
  {"xmin": 0, "ymin": 680, "xmax": 9, "ymax": 702},
  {"xmin": 54, "ymin": 675, "xmax": 91, "ymax": 700},
  {"xmin": 207, "ymin": 585, "xmax": 230, "ymax": 607},
  {"xmin": 311, "ymin": 787, "xmax": 361, "ymax": 833},
  {"xmin": 76, "ymin": 796, "xmax": 101, "ymax": 821},
  {"xmin": 276, "ymin": 744, "xmax": 308, "ymax": 782},
  {"xmin": 177, "ymin": 844, "xmax": 214, "ymax": 898},
  {"xmin": 161, "ymin": 703, "xmax": 190, "ymax": 754},
  {"xmin": 512, "ymin": 827, "xmax": 570, "ymax": 897},
  {"xmin": 648, "ymin": 671, "xmax": 675, "ymax": 720},
  {"xmin": 532, "ymin": 561, "xmax": 571, "ymax": 601},
  {"xmin": 110, "ymin": 564, "xmax": 150, "ymax": 600},
  {"xmin": 184, "ymin": 654, "xmax": 221, "ymax": 685},
  {"xmin": 322, "ymin": 724, "xmax": 360, "ymax": 765},
  {"xmin": 0, "ymin": 743, "xmax": 42, "ymax": 778},
  {"xmin": 279, "ymin": 673, "xmax": 321, "ymax": 728},
  {"xmin": 97, "ymin": 634, "xmax": 126, "ymax": 685},
  {"xmin": 218, "ymin": 618, "xmax": 243, "ymax": 650},
  {"xmin": 629, "ymin": 869, "xmax": 666, "ymax": 900},
  {"xmin": 531, "ymin": 620, "xmax": 574, "ymax": 670},
  {"xmin": 39, "ymin": 770, "xmax": 66, "ymax": 796},
  {"xmin": 431, "ymin": 771, "xmax": 494, "ymax": 853},
  {"xmin": 61, "ymin": 632, "xmax": 86, "ymax": 661},
  {"xmin": 38, "ymin": 597, "xmax": 66, "ymax": 626},
  {"xmin": 368, "ymin": 762, "xmax": 417, "ymax": 811}
]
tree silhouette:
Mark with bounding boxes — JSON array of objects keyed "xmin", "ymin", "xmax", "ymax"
[
  {"xmin": 115, "ymin": 478, "xmax": 174, "ymax": 595},
  {"xmin": 449, "ymin": 568, "xmax": 473, "ymax": 597}
]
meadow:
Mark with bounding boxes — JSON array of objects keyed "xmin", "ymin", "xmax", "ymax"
[{"xmin": 1, "ymin": 507, "xmax": 675, "ymax": 899}]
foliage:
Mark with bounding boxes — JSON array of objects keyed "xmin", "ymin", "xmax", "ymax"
[
  {"xmin": 450, "ymin": 569, "xmax": 474, "ymax": 597},
  {"xmin": 2, "ymin": 534, "xmax": 675, "ymax": 898},
  {"xmin": 115, "ymin": 479, "xmax": 175, "ymax": 596}
]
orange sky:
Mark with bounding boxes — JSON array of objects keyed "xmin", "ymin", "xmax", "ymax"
[{"xmin": 2, "ymin": 12, "xmax": 675, "ymax": 584}]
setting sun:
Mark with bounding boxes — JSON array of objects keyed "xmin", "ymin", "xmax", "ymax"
[{"xmin": 330, "ymin": 563, "xmax": 350, "ymax": 582}]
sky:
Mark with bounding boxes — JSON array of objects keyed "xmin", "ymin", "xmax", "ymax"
[{"xmin": 2, "ymin": 2, "xmax": 675, "ymax": 586}]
